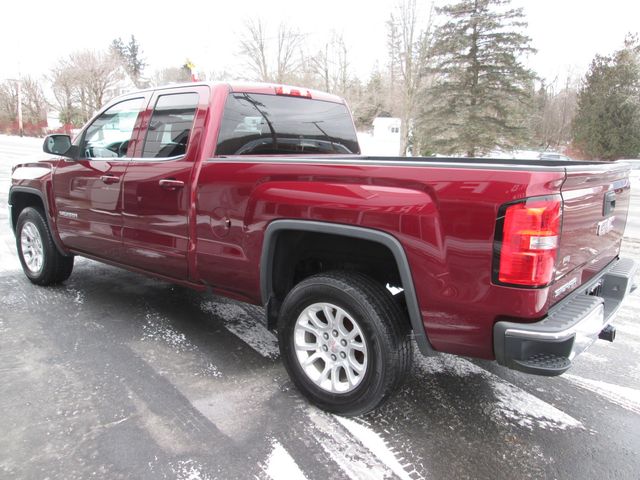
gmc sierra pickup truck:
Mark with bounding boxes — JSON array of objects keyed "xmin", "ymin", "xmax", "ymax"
[{"xmin": 9, "ymin": 82, "xmax": 638, "ymax": 415}]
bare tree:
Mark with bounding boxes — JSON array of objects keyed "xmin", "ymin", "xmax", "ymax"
[
  {"xmin": 68, "ymin": 50, "xmax": 123, "ymax": 118},
  {"xmin": 387, "ymin": 0, "xmax": 436, "ymax": 154},
  {"xmin": 310, "ymin": 32, "xmax": 350, "ymax": 95},
  {"xmin": 0, "ymin": 81, "xmax": 18, "ymax": 122},
  {"xmin": 48, "ymin": 50, "xmax": 124, "ymax": 124},
  {"xmin": 50, "ymin": 64, "xmax": 81, "ymax": 126},
  {"xmin": 20, "ymin": 76, "xmax": 48, "ymax": 125},
  {"xmin": 533, "ymin": 73, "xmax": 579, "ymax": 149},
  {"xmin": 275, "ymin": 23, "xmax": 303, "ymax": 83},
  {"xmin": 240, "ymin": 19, "xmax": 270, "ymax": 81},
  {"xmin": 239, "ymin": 19, "xmax": 303, "ymax": 83}
]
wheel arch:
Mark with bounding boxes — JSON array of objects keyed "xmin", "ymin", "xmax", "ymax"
[
  {"xmin": 260, "ymin": 220, "xmax": 434, "ymax": 355},
  {"xmin": 9, "ymin": 186, "xmax": 70, "ymax": 256}
]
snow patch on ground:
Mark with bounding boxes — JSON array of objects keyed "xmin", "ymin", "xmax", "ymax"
[
  {"xmin": 414, "ymin": 354, "xmax": 485, "ymax": 377},
  {"xmin": 307, "ymin": 408, "xmax": 394, "ymax": 480},
  {"xmin": 142, "ymin": 312, "xmax": 196, "ymax": 353},
  {"xmin": 334, "ymin": 416, "xmax": 417, "ymax": 480},
  {"xmin": 66, "ymin": 288, "xmax": 84, "ymax": 305},
  {"xmin": 201, "ymin": 300, "xmax": 279, "ymax": 359},
  {"xmin": 490, "ymin": 381, "xmax": 583, "ymax": 430},
  {"xmin": 414, "ymin": 354, "xmax": 583, "ymax": 431},
  {"xmin": 0, "ymin": 237, "xmax": 21, "ymax": 273},
  {"xmin": 564, "ymin": 374, "xmax": 640, "ymax": 415},
  {"xmin": 0, "ymin": 280, "xmax": 27, "ymax": 308},
  {"xmin": 580, "ymin": 351, "xmax": 609, "ymax": 364},
  {"xmin": 170, "ymin": 459, "xmax": 214, "ymax": 480},
  {"xmin": 614, "ymin": 295, "xmax": 640, "ymax": 337},
  {"xmin": 263, "ymin": 440, "xmax": 307, "ymax": 480},
  {"xmin": 196, "ymin": 362, "xmax": 223, "ymax": 378}
]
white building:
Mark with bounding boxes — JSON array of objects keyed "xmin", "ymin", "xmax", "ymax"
[
  {"xmin": 46, "ymin": 111, "xmax": 62, "ymax": 131},
  {"xmin": 103, "ymin": 69, "xmax": 138, "ymax": 102},
  {"xmin": 357, "ymin": 117, "xmax": 402, "ymax": 156}
]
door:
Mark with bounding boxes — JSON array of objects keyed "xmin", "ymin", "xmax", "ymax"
[
  {"xmin": 52, "ymin": 96, "xmax": 148, "ymax": 260},
  {"xmin": 121, "ymin": 88, "xmax": 205, "ymax": 279}
]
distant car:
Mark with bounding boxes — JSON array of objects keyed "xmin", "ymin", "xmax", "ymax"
[{"xmin": 539, "ymin": 152, "xmax": 572, "ymax": 161}]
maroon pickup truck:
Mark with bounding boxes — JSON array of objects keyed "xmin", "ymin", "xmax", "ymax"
[{"xmin": 9, "ymin": 82, "xmax": 637, "ymax": 415}]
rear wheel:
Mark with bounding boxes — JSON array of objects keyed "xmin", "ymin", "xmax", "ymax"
[
  {"xmin": 16, "ymin": 207, "xmax": 73, "ymax": 285},
  {"xmin": 278, "ymin": 271, "xmax": 412, "ymax": 416}
]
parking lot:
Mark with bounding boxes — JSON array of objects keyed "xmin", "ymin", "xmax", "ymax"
[{"xmin": 1, "ymin": 134, "xmax": 639, "ymax": 479}]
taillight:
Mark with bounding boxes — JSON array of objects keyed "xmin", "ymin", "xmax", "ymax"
[
  {"xmin": 493, "ymin": 195, "xmax": 562, "ymax": 287},
  {"xmin": 275, "ymin": 85, "xmax": 312, "ymax": 98}
]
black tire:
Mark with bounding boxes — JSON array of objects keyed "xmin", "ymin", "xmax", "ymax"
[
  {"xmin": 278, "ymin": 271, "xmax": 412, "ymax": 416},
  {"xmin": 16, "ymin": 207, "xmax": 74, "ymax": 285}
]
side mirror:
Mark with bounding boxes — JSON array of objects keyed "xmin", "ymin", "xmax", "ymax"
[{"xmin": 43, "ymin": 134, "xmax": 77, "ymax": 158}]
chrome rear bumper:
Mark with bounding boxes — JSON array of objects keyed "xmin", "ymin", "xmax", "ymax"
[{"xmin": 494, "ymin": 257, "xmax": 638, "ymax": 375}]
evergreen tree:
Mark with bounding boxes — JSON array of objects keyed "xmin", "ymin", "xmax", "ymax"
[
  {"xmin": 425, "ymin": 0, "xmax": 536, "ymax": 157},
  {"xmin": 126, "ymin": 35, "xmax": 146, "ymax": 83},
  {"xmin": 351, "ymin": 69, "xmax": 393, "ymax": 129},
  {"xmin": 110, "ymin": 35, "xmax": 147, "ymax": 87},
  {"xmin": 572, "ymin": 36, "xmax": 640, "ymax": 160}
]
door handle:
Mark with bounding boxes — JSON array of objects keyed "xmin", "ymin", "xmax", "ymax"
[
  {"xmin": 603, "ymin": 190, "xmax": 616, "ymax": 215},
  {"xmin": 100, "ymin": 175, "xmax": 120, "ymax": 184},
  {"xmin": 159, "ymin": 179, "xmax": 185, "ymax": 190}
]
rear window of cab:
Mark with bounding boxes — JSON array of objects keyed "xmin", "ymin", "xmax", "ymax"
[{"xmin": 215, "ymin": 93, "xmax": 360, "ymax": 156}]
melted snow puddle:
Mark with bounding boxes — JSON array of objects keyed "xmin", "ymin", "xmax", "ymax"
[
  {"xmin": 416, "ymin": 355, "xmax": 582, "ymax": 430},
  {"xmin": 262, "ymin": 440, "xmax": 307, "ymax": 480},
  {"xmin": 200, "ymin": 300, "xmax": 279, "ymax": 359},
  {"xmin": 139, "ymin": 310, "xmax": 222, "ymax": 378},
  {"xmin": 564, "ymin": 374, "xmax": 640, "ymax": 415}
]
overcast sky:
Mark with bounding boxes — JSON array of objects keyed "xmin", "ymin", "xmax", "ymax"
[{"xmin": 2, "ymin": 0, "xmax": 639, "ymax": 86}]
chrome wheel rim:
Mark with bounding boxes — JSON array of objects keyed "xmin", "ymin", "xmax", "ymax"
[
  {"xmin": 294, "ymin": 302, "xmax": 368, "ymax": 394},
  {"xmin": 20, "ymin": 221, "xmax": 44, "ymax": 274}
]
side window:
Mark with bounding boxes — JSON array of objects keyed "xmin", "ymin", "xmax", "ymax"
[
  {"xmin": 82, "ymin": 98, "xmax": 144, "ymax": 159},
  {"xmin": 142, "ymin": 93, "xmax": 199, "ymax": 158}
]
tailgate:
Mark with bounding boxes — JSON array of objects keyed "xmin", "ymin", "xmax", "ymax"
[{"xmin": 555, "ymin": 163, "xmax": 631, "ymax": 288}]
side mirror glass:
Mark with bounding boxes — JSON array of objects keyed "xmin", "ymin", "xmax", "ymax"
[{"xmin": 43, "ymin": 134, "xmax": 75, "ymax": 157}]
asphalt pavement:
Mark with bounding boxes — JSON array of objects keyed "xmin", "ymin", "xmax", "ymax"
[{"xmin": 1, "ymin": 134, "xmax": 639, "ymax": 479}]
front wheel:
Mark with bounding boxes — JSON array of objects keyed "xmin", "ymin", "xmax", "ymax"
[
  {"xmin": 16, "ymin": 207, "xmax": 74, "ymax": 285},
  {"xmin": 278, "ymin": 271, "xmax": 412, "ymax": 416}
]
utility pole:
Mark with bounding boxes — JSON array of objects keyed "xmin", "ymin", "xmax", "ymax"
[
  {"xmin": 17, "ymin": 56, "xmax": 24, "ymax": 137},
  {"xmin": 16, "ymin": 78, "xmax": 23, "ymax": 137}
]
